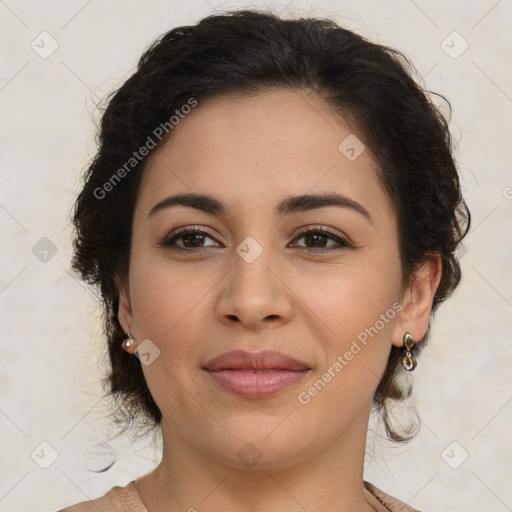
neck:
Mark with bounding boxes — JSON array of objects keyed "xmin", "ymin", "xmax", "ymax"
[{"xmin": 136, "ymin": 405, "xmax": 377, "ymax": 512}]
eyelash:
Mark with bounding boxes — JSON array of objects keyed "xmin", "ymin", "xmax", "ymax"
[{"xmin": 159, "ymin": 225, "xmax": 353, "ymax": 253}]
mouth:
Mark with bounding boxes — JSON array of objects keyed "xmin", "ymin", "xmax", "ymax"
[{"xmin": 202, "ymin": 350, "xmax": 311, "ymax": 399}]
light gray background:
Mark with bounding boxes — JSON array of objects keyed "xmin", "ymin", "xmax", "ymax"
[{"xmin": 1, "ymin": 1, "xmax": 511, "ymax": 510}]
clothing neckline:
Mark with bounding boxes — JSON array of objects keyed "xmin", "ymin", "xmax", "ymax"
[{"xmin": 124, "ymin": 480, "xmax": 395, "ymax": 511}]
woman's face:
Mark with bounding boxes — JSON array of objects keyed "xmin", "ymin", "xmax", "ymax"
[{"xmin": 119, "ymin": 89, "xmax": 424, "ymax": 469}]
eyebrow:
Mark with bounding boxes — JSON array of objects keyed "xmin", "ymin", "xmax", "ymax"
[{"xmin": 148, "ymin": 192, "xmax": 372, "ymax": 223}]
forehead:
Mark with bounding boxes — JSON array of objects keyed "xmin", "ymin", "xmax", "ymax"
[
  {"xmin": 149, "ymin": 88, "xmax": 367, "ymax": 167},
  {"xmin": 137, "ymin": 89, "xmax": 392, "ymax": 221}
]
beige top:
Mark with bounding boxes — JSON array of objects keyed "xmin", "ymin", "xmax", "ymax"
[{"xmin": 58, "ymin": 480, "xmax": 421, "ymax": 511}]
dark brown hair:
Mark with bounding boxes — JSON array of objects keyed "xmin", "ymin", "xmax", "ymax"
[{"xmin": 71, "ymin": 8, "xmax": 470, "ymax": 442}]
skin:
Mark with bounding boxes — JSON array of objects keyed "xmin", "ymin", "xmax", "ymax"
[{"xmin": 118, "ymin": 89, "xmax": 442, "ymax": 511}]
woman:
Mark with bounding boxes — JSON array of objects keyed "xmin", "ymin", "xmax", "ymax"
[{"xmin": 61, "ymin": 8, "xmax": 469, "ymax": 511}]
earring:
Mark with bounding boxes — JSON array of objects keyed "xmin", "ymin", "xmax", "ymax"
[
  {"xmin": 122, "ymin": 332, "xmax": 136, "ymax": 353},
  {"xmin": 402, "ymin": 332, "xmax": 417, "ymax": 371}
]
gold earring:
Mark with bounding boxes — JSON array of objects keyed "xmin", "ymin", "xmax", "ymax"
[
  {"xmin": 122, "ymin": 332, "xmax": 137, "ymax": 353},
  {"xmin": 402, "ymin": 332, "xmax": 417, "ymax": 371}
]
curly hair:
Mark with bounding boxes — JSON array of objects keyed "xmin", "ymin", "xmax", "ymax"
[{"xmin": 71, "ymin": 8, "xmax": 470, "ymax": 442}]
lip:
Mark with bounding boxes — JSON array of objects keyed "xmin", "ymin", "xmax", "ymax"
[
  {"xmin": 203, "ymin": 350, "xmax": 310, "ymax": 371},
  {"xmin": 203, "ymin": 350, "xmax": 311, "ymax": 399}
]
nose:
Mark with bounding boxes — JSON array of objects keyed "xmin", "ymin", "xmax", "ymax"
[{"xmin": 215, "ymin": 241, "xmax": 293, "ymax": 331}]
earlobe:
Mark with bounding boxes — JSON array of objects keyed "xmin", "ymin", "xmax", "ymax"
[
  {"xmin": 391, "ymin": 254, "xmax": 442, "ymax": 347},
  {"xmin": 121, "ymin": 332, "xmax": 138, "ymax": 354}
]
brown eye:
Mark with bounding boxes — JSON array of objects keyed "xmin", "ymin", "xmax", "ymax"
[
  {"xmin": 159, "ymin": 225, "xmax": 352, "ymax": 253},
  {"xmin": 291, "ymin": 227, "xmax": 352, "ymax": 252},
  {"xmin": 160, "ymin": 227, "xmax": 221, "ymax": 251}
]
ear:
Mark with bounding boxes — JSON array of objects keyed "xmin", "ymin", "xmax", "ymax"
[
  {"xmin": 391, "ymin": 254, "xmax": 442, "ymax": 348},
  {"xmin": 117, "ymin": 277, "xmax": 134, "ymax": 337}
]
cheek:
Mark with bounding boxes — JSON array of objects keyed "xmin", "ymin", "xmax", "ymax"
[
  {"xmin": 128, "ymin": 258, "xmax": 210, "ymax": 406},
  {"xmin": 293, "ymin": 258, "xmax": 402, "ymax": 415},
  {"xmin": 296, "ymin": 281, "xmax": 400, "ymax": 426},
  {"xmin": 296, "ymin": 254, "xmax": 402, "ymax": 347},
  {"xmin": 129, "ymin": 258, "xmax": 213, "ymax": 343}
]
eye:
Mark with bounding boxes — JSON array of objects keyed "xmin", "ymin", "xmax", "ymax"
[
  {"xmin": 159, "ymin": 225, "xmax": 353, "ymax": 253},
  {"xmin": 290, "ymin": 226, "xmax": 352, "ymax": 253},
  {"xmin": 159, "ymin": 226, "xmax": 220, "ymax": 251}
]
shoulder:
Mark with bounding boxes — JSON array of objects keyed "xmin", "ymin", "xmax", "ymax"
[
  {"xmin": 364, "ymin": 481, "xmax": 423, "ymax": 512},
  {"xmin": 58, "ymin": 481, "xmax": 147, "ymax": 512}
]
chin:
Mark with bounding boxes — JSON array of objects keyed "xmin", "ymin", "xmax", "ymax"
[{"xmin": 202, "ymin": 418, "xmax": 317, "ymax": 470}]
